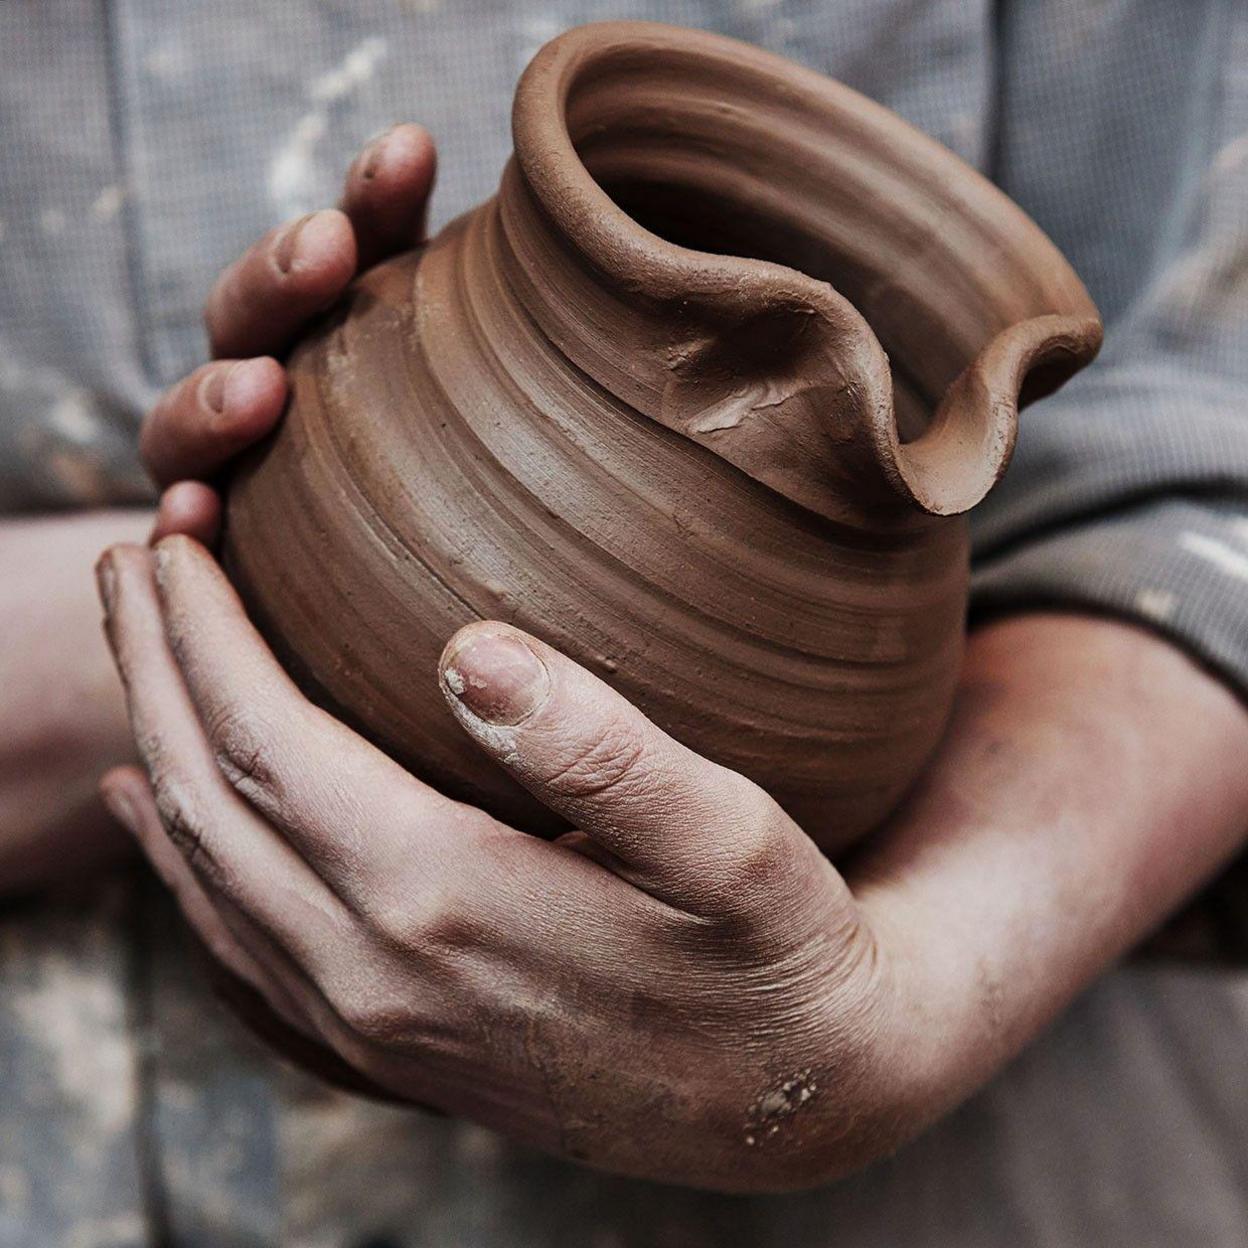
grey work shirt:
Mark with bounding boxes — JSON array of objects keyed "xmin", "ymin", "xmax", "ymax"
[{"xmin": 2, "ymin": 2, "xmax": 1248, "ymax": 1245}]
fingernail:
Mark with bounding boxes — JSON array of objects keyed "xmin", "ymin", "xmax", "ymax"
[
  {"xmin": 95, "ymin": 551, "xmax": 117, "ymax": 614},
  {"xmin": 199, "ymin": 362, "xmax": 234, "ymax": 414},
  {"xmin": 214, "ymin": 357, "xmax": 270, "ymax": 432},
  {"xmin": 101, "ymin": 784, "xmax": 138, "ymax": 834},
  {"xmin": 361, "ymin": 125, "xmax": 397, "ymax": 179},
  {"xmin": 273, "ymin": 212, "xmax": 314, "ymax": 273},
  {"xmin": 441, "ymin": 630, "xmax": 550, "ymax": 726}
]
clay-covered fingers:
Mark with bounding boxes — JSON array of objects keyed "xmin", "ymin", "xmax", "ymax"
[
  {"xmin": 146, "ymin": 535, "xmax": 490, "ymax": 903},
  {"xmin": 99, "ymin": 762, "xmax": 315, "ymax": 1034},
  {"xmin": 204, "ymin": 209, "xmax": 357, "ymax": 359},
  {"xmin": 96, "ymin": 543, "xmax": 345, "ymax": 963},
  {"xmin": 438, "ymin": 622, "xmax": 853, "ymax": 925},
  {"xmin": 141, "ymin": 126, "xmax": 436, "ymax": 493},
  {"xmin": 340, "ymin": 122, "xmax": 437, "ymax": 269},
  {"xmin": 203, "ymin": 124, "xmax": 435, "ymax": 359},
  {"xmin": 140, "ymin": 356, "xmax": 286, "ymax": 487}
]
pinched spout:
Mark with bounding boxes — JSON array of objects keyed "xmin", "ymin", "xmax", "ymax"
[
  {"xmin": 871, "ymin": 312, "xmax": 1103, "ymax": 517},
  {"xmin": 504, "ymin": 22, "xmax": 1103, "ymax": 527}
]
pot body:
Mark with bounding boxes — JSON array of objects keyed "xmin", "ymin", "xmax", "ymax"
[
  {"xmin": 224, "ymin": 22, "xmax": 1102, "ymax": 852},
  {"xmin": 226, "ymin": 224, "xmax": 968, "ymax": 848}
]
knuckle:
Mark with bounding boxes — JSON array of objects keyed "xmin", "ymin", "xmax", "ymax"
[
  {"xmin": 333, "ymin": 984, "xmax": 413, "ymax": 1047},
  {"xmin": 149, "ymin": 768, "xmax": 218, "ymax": 878},
  {"xmin": 358, "ymin": 896, "xmax": 425, "ymax": 951},
  {"xmin": 204, "ymin": 703, "xmax": 281, "ymax": 801},
  {"xmin": 703, "ymin": 782, "xmax": 800, "ymax": 919},
  {"xmin": 542, "ymin": 719, "xmax": 651, "ymax": 806},
  {"xmin": 359, "ymin": 889, "xmax": 481, "ymax": 967},
  {"xmin": 321, "ymin": 933, "xmax": 454, "ymax": 1053}
]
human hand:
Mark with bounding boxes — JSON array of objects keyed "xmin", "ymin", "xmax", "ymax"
[
  {"xmin": 95, "ymin": 537, "xmax": 1248, "ymax": 1190},
  {"xmin": 96, "ymin": 536, "xmax": 898, "ymax": 1188},
  {"xmin": 140, "ymin": 124, "xmax": 437, "ymax": 544}
]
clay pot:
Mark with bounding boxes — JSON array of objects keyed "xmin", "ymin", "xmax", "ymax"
[{"xmin": 224, "ymin": 21, "xmax": 1101, "ymax": 854}]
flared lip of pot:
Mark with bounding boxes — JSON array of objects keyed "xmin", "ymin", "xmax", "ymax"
[
  {"xmin": 510, "ymin": 21, "xmax": 906, "ymax": 313},
  {"xmin": 510, "ymin": 20, "xmax": 1104, "ymax": 518}
]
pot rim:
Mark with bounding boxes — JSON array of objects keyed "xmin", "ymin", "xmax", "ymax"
[{"xmin": 511, "ymin": 21, "xmax": 1103, "ymax": 518}]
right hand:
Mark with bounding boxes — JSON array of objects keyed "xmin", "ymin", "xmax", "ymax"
[{"xmin": 141, "ymin": 123, "xmax": 437, "ymax": 544}]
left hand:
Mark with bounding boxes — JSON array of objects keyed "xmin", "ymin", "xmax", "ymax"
[
  {"xmin": 138, "ymin": 122, "xmax": 438, "ymax": 545},
  {"xmin": 95, "ymin": 536, "xmax": 897, "ymax": 1191}
]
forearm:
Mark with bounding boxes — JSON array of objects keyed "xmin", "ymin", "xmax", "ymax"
[
  {"xmin": 0, "ymin": 509, "xmax": 151, "ymax": 892},
  {"xmin": 857, "ymin": 613, "xmax": 1248, "ymax": 1123}
]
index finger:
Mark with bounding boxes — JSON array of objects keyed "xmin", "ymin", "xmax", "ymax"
[{"xmin": 149, "ymin": 535, "xmax": 497, "ymax": 901}]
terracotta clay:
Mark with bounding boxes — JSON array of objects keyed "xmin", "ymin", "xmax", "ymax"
[{"xmin": 224, "ymin": 21, "xmax": 1102, "ymax": 853}]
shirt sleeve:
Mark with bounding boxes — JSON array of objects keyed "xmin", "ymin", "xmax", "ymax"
[{"xmin": 970, "ymin": 1, "xmax": 1248, "ymax": 697}]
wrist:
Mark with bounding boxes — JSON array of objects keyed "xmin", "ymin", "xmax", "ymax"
[
  {"xmin": 720, "ymin": 916, "xmax": 928, "ymax": 1191},
  {"xmin": 844, "ymin": 611, "xmax": 1248, "ymax": 1134},
  {"xmin": 0, "ymin": 509, "xmax": 149, "ymax": 891}
]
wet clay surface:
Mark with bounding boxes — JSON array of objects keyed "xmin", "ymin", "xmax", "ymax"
[{"xmin": 224, "ymin": 22, "xmax": 1101, "ymax": 851}]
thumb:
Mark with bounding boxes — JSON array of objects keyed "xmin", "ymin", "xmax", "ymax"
[{"xmin": 438, "ymin": 621, "xmax": 850, "ymax": 922}]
